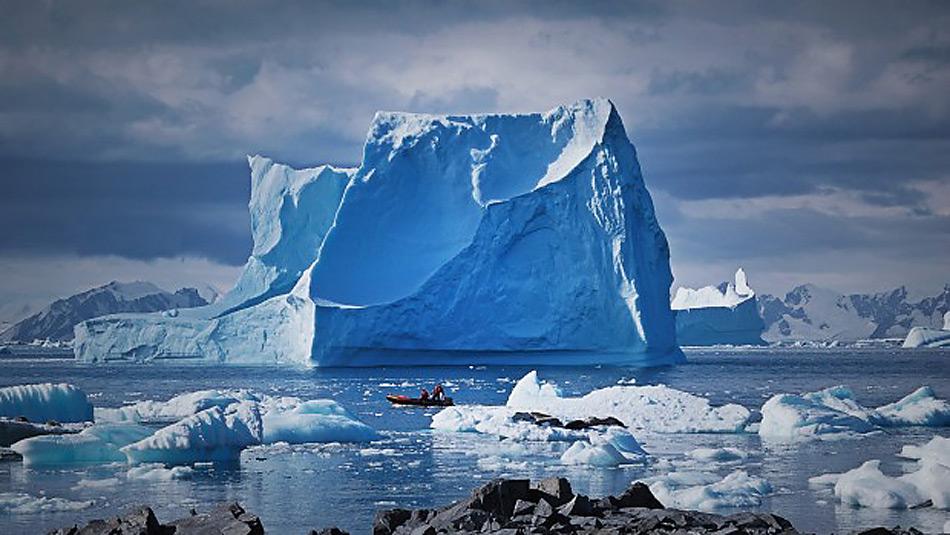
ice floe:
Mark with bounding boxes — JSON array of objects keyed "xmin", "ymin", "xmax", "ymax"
[
  {"xmin": 126, "ymin": 463, "xmax": 194, "ymax": 481},
  {"xmin": 644, "ymin": 470, "xmax": 772, "ymax": 510},
  {"xmin": 0, "ymin": 492, "xmax": 93, "ymax": 514},
  {"xmin": 0, "ymin": 383, "xmax": 93, "ymax": 423},
  {"xmin": 96, "ymin": 389, "xmax": 259, "ymax": 423},
  {"xmin": 811, "ymin": 436, "xmax": 950, "ymax": 509},
  {"xmin": 121, "ymin": 402, "xmax": 264, "ymax": 464},
  {"xmin": 261, "ymin": 399, "xmax": 379, "ymax": 443},
  {"xmin": 758, "ymin": 385, "xmax": 949, "ymax": 441},
  {"xmin": 12, "ymin": 423, "xmax": 153, "ymax": 466}
]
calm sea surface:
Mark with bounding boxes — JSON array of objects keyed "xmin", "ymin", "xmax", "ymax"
[{"xmin": 1, "ymin": 348, "xmax": 948, "ymax": 534}]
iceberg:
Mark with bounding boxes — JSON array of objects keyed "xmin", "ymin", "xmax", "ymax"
[
  {"xmin": 432, "ymin": 371, "xmax": 751, "ymax": 438},
  {"xmin": 671, "ymin": 269, "xmax": 766, "ymax": 346},
  {"xmin": 261, "ymin": 398, "xmax": 378, "ymax": 444},
  {"xmin": 74, "ymin": 99, "xmax": 679, "ymax": 367},
  {"xmin": 759, "ymin": 385, "xmax": 950, "ymax": 441},
  {"xmin": 0, "ymin": 383, "xmax": 93, "ymax": 423},
  {"xmin": 95, "ymin": 389, "xmax": 260, "ymax": 423},
  {"xmin": 812, "ymin": 436, "xmax": 950, "ymax": 510},
  {"xmin": 121, "ymin": 402, "xmax": 263, "ymax": 464},
  {"xmin": 644, "ymin": 470, "xmax": 772, "ymax": 510},
  {"xmin": 11, "ymin": 423, "xmax": 153, "ymax": 466},
  {"xmin": 902, "ymin": 311, "xmax": 950, "ymax": 348}
]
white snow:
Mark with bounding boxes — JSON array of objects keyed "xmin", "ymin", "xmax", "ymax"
[
  {"xmin": 672, "ymin": 269, "xmax": 754, "ymax": 310},
  {"xmin": 758, "ymin": 385, "xmax": 949, "ymax": 441},
  {"xmin": 75, "ymin": 99, "xmax": 680, "ymax": 367},
  {"xmin": 0, "ymin": 492, "xmax": 93, "ymax": 514},
  {"xmin": 12, "ymin": 423, "xmax": 153, "ymax": 466},
  {"xmin": 899, "ymin": 435, "xmax": 950, "ymax": 467},
  {"xmin": 687, "ymin": 447, "xmax": 747, "ymax": 462},
  {"xmin": 0, "ymin": 383, "xmax": 93, "ymax": 423},
  {"xmin": 121, "ymin": 402, "xmax": 263, "ymax": 464},
  {"xmin": 645, "ymin": 470, "xmax": 772, "ymax": 510}
]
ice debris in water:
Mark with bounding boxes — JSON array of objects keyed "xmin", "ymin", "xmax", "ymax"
[
  {"xmin": 559, "ymin": 429, "xmax": 647, "ymax": 467},
  {"xmin": 95, "ymin": 389, "xmax": 260, "ymax": 423},
  {"xmin": 810, "ymin": 435, "xmax": 950, "ymax": 509},
  {"xmin": 758, "ymin": 385, "xmax": 950, "ymax": 442},
  {"xmin": 12, "ymin": 423, "xmax": 153, "ymax": 466},
  {"xmin": 0, "ymin": 492, "xmax": 93, "ymax": 514},
  {"xmin": 0, "ymin": 383, "xmax": 93, "ymax": 423},
  {"xmin": 126, "ymin": 463, "xmax": 194, "ymax": 481},
  {"xmin": 261, "ymin": 398, "xmax": 378, "ymax": 444},
  {"xmin": 644, "ymin": 470, "xmax": 772, "ymax": 511}
]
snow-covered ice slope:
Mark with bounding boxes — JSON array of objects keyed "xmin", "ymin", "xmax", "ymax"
[
  {"xmin": 672, "ymin": 268, "xmax": 765, "ymax": 346},
  {"xmin": 74, "ymin": 99, "xmax": 679, "ymax": 366},
  {"xmin": 0, "ymin": 383, "xmax": 93, "ymax": 423}
]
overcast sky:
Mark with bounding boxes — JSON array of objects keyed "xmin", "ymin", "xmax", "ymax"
[{"xmin": 1, "ymin": 1, "xmax": 949, "ymax": 321}]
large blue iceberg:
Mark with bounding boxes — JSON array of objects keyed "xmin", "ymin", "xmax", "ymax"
[{"xmin": 74, "ymin": 99, "xmax": 680, "ymax": 366}]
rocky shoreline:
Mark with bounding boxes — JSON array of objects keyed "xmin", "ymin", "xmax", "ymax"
[{"xmin": 51, "ymin": 477, "xmax": 926, "ymax": 535}]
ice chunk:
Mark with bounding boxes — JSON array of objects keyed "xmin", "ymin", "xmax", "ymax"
[
  {"xmin": 0, "ymin": 492, "xmax": 93, "ymax": 514},
  {"xmin": 646, "ymin": 470, "xmax": 772, "ymax": 510},
  {"xmin": 899, "ymin": 436, "xmax": 950, "ymax": 467},
  {"xmin": 126, "ymin": 463, "xmax": 194, "ymax": 481},
  {"xmin": 902, "ymin": 312, "xmax": 950, "ymax": 348},
  {"xmin": 121, "ymin": 402, "xmax": 262, "ymax": 464},
  {"xmin": 560, "ymin": 441, "xmax": 629, "ymax": 467},
  {"xmin": 0, "ymin": 383, "xmax": 93, "ymax": 423},
  {"xmin": 261, "ymin": 399, "xmax": 378, "ymax": 444},
  {"xmin": 759, "ymin": 385, "xmax": 949, "ymax": 441},
  {"xmin": 505, "ymin": 371, "xmax": 751, "ymax": 433},
  {"xmin": 96, "ymin": 389, "xmax": 260, "ymax": 423},
  {"xmin": 876, "ymin": 386, "xmax": 950, "ymax": 426},
  {"xmin": 687, "ymin": 447, "xmax": 747, "ymax": 462},
  {"xmin": 430, "ymin": 405, "xmax": 586, "ymax": 442},
  {"xmin": 12, "ymin": 423, "xmax": 153, "ymax": 466}
]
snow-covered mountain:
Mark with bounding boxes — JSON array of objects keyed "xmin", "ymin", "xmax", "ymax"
[
  {"xmin": 0, "ymin": 281, "xmax": 207, "ymax": 342},
  {"xmin": 74, "ymin": 98, "xmax": 680, "ymax": 366},
  {"xmin": 758, "ymin": 284, "xmax": 950, "ymax": 342},
  {"xmin": 672, "ymin": 268, "xmax": 766, "ymax": 346}
]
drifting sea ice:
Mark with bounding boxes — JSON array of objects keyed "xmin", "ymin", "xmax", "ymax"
[
  {"xmin": 12, "ymin": 423, "xmax": 153, "ymax": 466},
  {"xmin": 0, "ymin": 383, "xmax": 93, "ymax": 423},
  {"xmin": 95, "ymin": 389, "xmax": 260, "ymax": 423},
  {"xmin": 0, "ymin": 492, "xmax": 93, "ymax": 514},
  {"xmin": 559, "ymin": 428, "xmax": 648, "ymax": 467},
  {"xmin": 121, "ymin": 402, "xmax": 263, "ymax": 464},
  {"xmin": 433, "ymin": 371, "xmax": 751, "ymax": 437},
  {"xmin": 261, "ymin": 399, "xmax": 379, "ymax": 443},
  {"xmin": 810, "ymin": 436, "xmax": 950, "ymax": 509},
  {"xmin": 644, "ymin": 470, "xmax": 772, "ymax": 511},
  {"xmin": 758, "ymin": 385, "xmax": 949, "ymax": 441},
  {"xmin": 126, "ymin": 463, "xmax": 194, "ymax": 481}
]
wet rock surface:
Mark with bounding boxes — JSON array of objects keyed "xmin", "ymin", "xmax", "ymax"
[
  {"xmin": 365, "ymin": 477, "xmax": 797, "ymax": 535},
  {"xmin": 49, "ymin": 502, "xmax": 263, "ymax": 535}
]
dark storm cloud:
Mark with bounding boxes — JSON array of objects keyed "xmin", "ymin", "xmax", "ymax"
[{"xmin": 0, "ymin": 0, "xmax": 948, "ymax": 295}]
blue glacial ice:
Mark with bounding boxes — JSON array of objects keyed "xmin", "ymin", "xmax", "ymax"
[
  {"xmin": 0, "ymin": 383, "xmax": 93, "ymax": 423},
  {"xmin": 74, "ymin": 99, "xmax": 680, "ymax": 367}
]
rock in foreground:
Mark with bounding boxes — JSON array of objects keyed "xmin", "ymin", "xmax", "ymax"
[
  {"xmin": 367, "ymin": 477, "xmax": 796, "ymax": 535},
  {"xmin": 50, "ymin": 502, "xmax": 263, "ymax": 535}
]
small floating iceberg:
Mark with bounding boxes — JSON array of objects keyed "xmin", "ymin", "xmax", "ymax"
[
  {"xmin": 644, "ymin": 470, "xmax": 772, "ymax": 511},
  {"xmin": 435, "ymin": 371, "xmax": 751, "ymax": 436},
  {"xmin": 811, "ymin": 436, "xmax": 950, "ymax": 509},
  {"xmin": 559, "ymin": 428, "xmax": 647, "ymax": 467},
  {"xmin": 758, "ymin": 385, "xmax": 949, "ymax": 442},
  {"xmin": 121, "ymin": 402, "xmax": 263, "ymax": 464},
  {"xmin": 96, "ymin": 389, "xmax": 260, "ymax": 423},
  {"xmin": 12, "ymin": 423, "xmax": 153, "ymax": 466},
  {"xmin": 261, "ymin": 398, "xmax": 379, "ymax": 443},
  {"xmin": 0, "ymin": 383, "xmax": 93, "ymax": 423}
]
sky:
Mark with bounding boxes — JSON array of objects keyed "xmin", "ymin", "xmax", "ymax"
[{"xmin": 1, "ymin": 0, "xmax": 949, "ymax": 321}]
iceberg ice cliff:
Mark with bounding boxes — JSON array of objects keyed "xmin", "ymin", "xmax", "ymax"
[
  {"xmin": 671, "ymin": 268, "xmax": 766, "ymax": 346},
  {"xmin": 74, "ymin": 99, "xmax": 680, "ymax": 366}
]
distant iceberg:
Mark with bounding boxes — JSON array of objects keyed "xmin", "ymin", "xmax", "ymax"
[
  {"xmin": 671, "ymin": 268, "xmax": 766, "ymax": 346},
  {"xmin": 902, "ymin": 311, "xmax": 950, "ymax": 348},
  {"xmin": 74, "ymin": 99, "xmax": 680, "ymax": 366}
]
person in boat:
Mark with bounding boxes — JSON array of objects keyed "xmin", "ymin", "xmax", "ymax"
[
  {"xmin": 432, "ymin": 384, "xmax": 445, "ymax": 401},
  {"xmin": 419, "ymin": 388, "xmax": 430, "ymax": 401}
]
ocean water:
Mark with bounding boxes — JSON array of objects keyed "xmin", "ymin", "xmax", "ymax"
[{"xmin": 0, "ymin": 347, "xmax": 948, "ymax": 534}]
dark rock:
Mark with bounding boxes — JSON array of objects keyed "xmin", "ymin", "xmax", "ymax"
[
  {"xmin": 557, "ymin": 495, "xmax": 593, "ymax": 517},
  {"xmin": 169, "ymin": 502, "xmax": 264, "ymax": 534},
  {"xmin": 532, "ymin": 477, "xmax": 574, "ymax": 506},
  {"xmin": 308, "ymin": 529, "xmax": 350, "ymax": 535},
  {"xmin": 373, "ymin": 508, "xmax": 412, "ymax": 535},
  {"xmin": 609, "ymin": 482, "xmax": 664, "ymax": 509},
  {"xmin": 466, "ymin": 478, "xmax": 531, "ymax": 519},
  {"xmin": 47, "ymin": 506, "xmax": 170, "ymax": 535},
  {"xmin": 854, "ymin": 528, "xmax": 925, "ymax": 535},
  {"xmin": 563, "ymin": 416, "xmax": 625, "ymax": 430},
  {"xmin": 1, "ymin": 418, "xmax": 77, "ymax": 447},
  {"xmin": 0, "ymin": 447, "xmax": 23, "ymax": 462}
]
